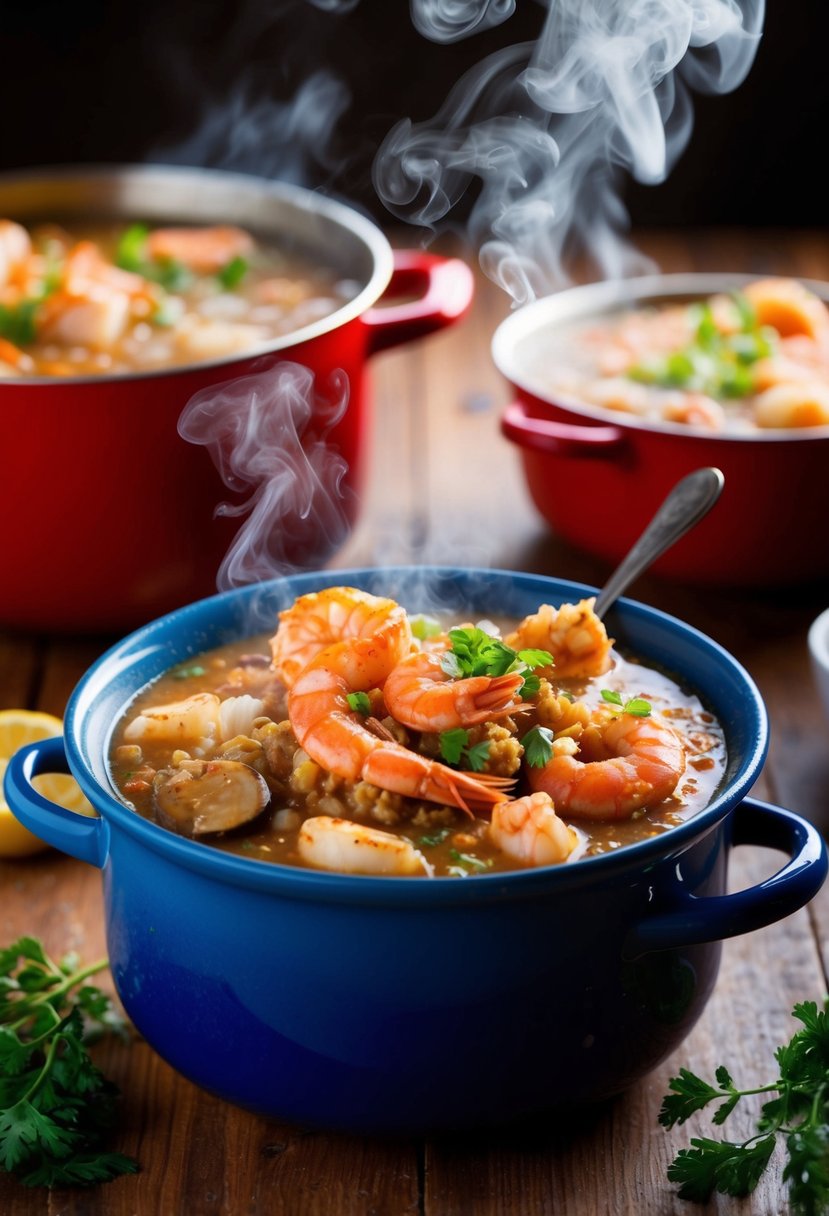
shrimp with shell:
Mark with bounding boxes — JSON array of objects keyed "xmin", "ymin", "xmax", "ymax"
[
  {"xmin": 505, "ymin": 598, "xmax": 612, "ymax": 680},
  {"xmin": 489, "ymin": 792, "xmax": 582, "ymax": 867},
  {"xmin": 273, "ymin": 587, "xmax": 512, "ymax": 815},
  {"xmin": 526, "ymin": 705, "xmax": 686, "ymax": 821},
  {"xmin": 382, "ymin": 637, "xmax": 525, "ymax": 733}
]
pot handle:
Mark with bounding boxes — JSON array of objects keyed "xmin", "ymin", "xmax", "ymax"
[
  {"xmin": 501, "ymin": 400, "xmax": 624, "ymax": 456},
  {"xmin": 362, "ymin": 251, "xmax": 475, "ymax": 354},
  {"xmin": 3, "ymin": 737, "xmax": 109, "ymax": 869},
  {"xmin": 628, "ymin": 798, "xmax": 828, "ymax": 957}
]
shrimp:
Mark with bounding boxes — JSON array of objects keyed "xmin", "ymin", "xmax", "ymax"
[
  {"xmin": 753, "ymin": 381, "xmax": 829, "ymax": 428},
  {"xmin": 297, "ymin": 817, "xmax": 430, "ymax": 876},
  {"xmin": 270, "ymin": 586, "xmax": 413, "ymax": 689},
  {"xmin": 0, "ymin": 220, "xmax": 32, "ymax": 290},
  {"xmin": 383, "ymin": 640, "xmax": 525, "ymax": 732},
  {"xmin": 36, "ymin": 241, "xmax": 155, "ymax": 350},
  {"xmin": 661, "ymin": 392, "xmax": 726, "ymax": 430},
  {"xmin": 489, "ymin": 792, "xmax": 581, "ymax": 867},
  {"xmin": 505, "ymin": 598, "xmax": 612, "ymax": 680},
  {"xmin": 289, "ymin": 647, "xmax": 512, "ymax": 815},
  {"xmin": 145, "ymin": 226, "xmax": 254, "ymax": 274},
  {"xmin": 526, "ymin": 708, "xmax": 685, "ymax": 821},
  {"xmin": 743, "ymin": 278, "xmax": 829, "ymax": 344}
]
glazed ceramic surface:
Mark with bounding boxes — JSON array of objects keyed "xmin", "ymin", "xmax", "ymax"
[{"xmin": 5, "ymin": 568, "xmax": 826, "ymax": 1132}]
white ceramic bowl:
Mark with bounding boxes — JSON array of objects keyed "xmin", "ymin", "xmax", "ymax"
[{"xmin": 808, "ymin": 608, "xmax": 829, "ymax": 721}]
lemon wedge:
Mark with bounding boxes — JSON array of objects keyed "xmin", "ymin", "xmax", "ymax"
[{"xmin": 0, "ymin": 709, "xmax": 96, "ymax": 859}]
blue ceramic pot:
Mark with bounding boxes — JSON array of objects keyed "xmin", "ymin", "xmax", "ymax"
[{"xmin": 5, "ymin": 569, "xmax": 826, "ymax": 1133}]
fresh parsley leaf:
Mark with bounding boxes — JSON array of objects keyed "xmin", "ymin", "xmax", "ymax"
[
  {"xmin": 216, "ymin": 256, "xmax": 248, "ymax": 289},
  {"xmin": 410, "ymin": 614, "xmax": 442, "ymax": 641},
  {"xmin": 520, "ymin": 725, "xmax": 554, "ymax": 768},
  {"xmin": 346, "ymin": 691, "xmax": 371, "ymax": 715},
  {"xmin": 519, "ymin": 672, "xmax": 541, "ymax": 701},
  {"xmin": 439, "ymin": 728, "xmax": 468, "ymax": 766},
  {"xmin": 515, "ymin": 648, "xmax": 554, "ymax": 670},
  {"xmin": 662, "ymin": 995, "xmax": 829, "ymax": 1214},
  {"xmin": 114, "ymin": 223, "xmax": 150, "ymax": 272},
  {"xmin": 600, "ymin": 689, "xmax": 651, "ymax": 717},
  {"xmin": 439, "ymin": 729, "xmax": 491, "ymax": 772},
  {"xmin": 418, "ymin": 828, "xmax": 452, "ymax": 848},
  {"xmin": 0, "ymin": 300, "xmax": 39, "ymax": 347},
  {"xmin": 173, "ymin": 665, "xmax": 206, "ymax": 680},
  {"xmin": 0, "ymin": 939, "xmax": 137, "ymax": 1188},
  {"xmin": 447, "ymin": 849, "xmax": 492, "ymax": 873}
]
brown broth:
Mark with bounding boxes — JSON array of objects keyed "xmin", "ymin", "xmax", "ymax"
[{"xmin": 108, "ymin": 622, "xmax": 727, "ymax": 878}]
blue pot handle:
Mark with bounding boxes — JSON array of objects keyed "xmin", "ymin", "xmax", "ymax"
[
  {"xmin": 629, "ymin": 798, "xmax": 828, "ymax": 956},
  {"xmin": 3, "ymin": 738, "xmax": 110, "ymax": 868}
]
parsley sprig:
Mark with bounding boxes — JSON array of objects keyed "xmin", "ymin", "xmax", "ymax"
[
  {"xmin": 438, "ymin": 728, "xmax": 491, "ymax": 772},
  {"xmin": 661, "ymin": 998, "xmax": 829, "ymax": 1212},
  {"xmin": 600, "ymin": 689, "xmax": 652, "ymax": 716},
  {"xmin": 0, "ymin": 938, "xmax": 137, "ymax": 1188},
  {"xmin": 628, "ymin": 292, "xmax": 776, "ymax": 400},
  {"xmin": 440, "ymin": 627, "xmax": 552, "ymax": 701}
]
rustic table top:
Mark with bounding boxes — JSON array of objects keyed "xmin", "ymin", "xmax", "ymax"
[{"xmin": 2, "ymin": 229, "xmax": 829, "ymax": 1215}]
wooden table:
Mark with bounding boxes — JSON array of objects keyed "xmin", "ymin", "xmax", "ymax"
[{"xmin": 2, "ymin": 230, "xmax": 829, "ymax": 1215}]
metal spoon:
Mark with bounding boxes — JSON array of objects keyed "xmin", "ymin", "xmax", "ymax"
[{"xmin": 592, "ymin": 467, "xmax": 725, "ymax": 620}]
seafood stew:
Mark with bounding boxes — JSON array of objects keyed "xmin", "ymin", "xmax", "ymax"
[
  {"xmin": 536, "ymin": 277, "xmax": 829, "ymax": 433},
  {"xmin": 109, "ymin": 588, "xmax": 726, "ymax": 877},
  {"xmin": 0, "ymin": 218, "xmax": 358, "ymax": 377}
]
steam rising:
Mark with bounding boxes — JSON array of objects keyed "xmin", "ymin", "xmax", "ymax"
[
  {"xmin": 178, "ymin": 365, "xmax": 354, "ymax": 591},
  {"xmin": 373, "ymin": 0, "xmax": 764, "ymax": 302}
]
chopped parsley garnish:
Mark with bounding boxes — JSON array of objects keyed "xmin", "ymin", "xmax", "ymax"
[
  {"xmin": 447, "ymin": 849, "xmax": 492, "ymax": 877},
  {"xmin": 520, "ymin": 725, "xmax": 555, "ymax": 768},
  {"xmin": 628, "ymin": 292, "xmax": 776, "ymax": 400},
  {"xmin": 346, "ymin": 691, "xmax": 372, "ymax": 715},
  {"xmin": 418, "ymin": 828, "xmax": 453, "ymax": 848},
  {"xmin": 0, "ymin": 937, "xmax": 137, "ymax": 1188},
  {"xmin": 438, "ymin": 728, "xmax": 490, "ymax": 773},
  {"xmin": 660, "ymin": 997, "xmax": 829, "ymax": 1213},
  {"xmin": 173, "ymin": 664, "xmax": 206, "ymax": 680},
  {"xmin": 114, "ymin": 223, "xmax": 191, "ymax": 293},
  {"xmin": 216, "ymin": 256, "xmax": 249, "ymax": 289},
  {"xmin": 0, "ymin": 299, "xmax": 39, "ymax": 347},
  {"xmin": 410, "ymin": 614, "xmax": 442, "ymax": 641},
  {"xmin": 600, "ymin": 689, "xmax": 652, "ymax": 716},
  {"xmin": 440, "ymin": 626, "xmax": 553, "ymax": 699}
]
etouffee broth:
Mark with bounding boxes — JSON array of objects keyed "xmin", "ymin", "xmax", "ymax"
[
  {"xmin": 108, "ymin": 604, "xmax": 727, "ymax": 878},
  {"xmin": 534, "ymin": 278, "xmax": 829, "ymax": 433},
  {"xmin": 0, "ymin": 218, "xmax": 358, "ymax": 377}
]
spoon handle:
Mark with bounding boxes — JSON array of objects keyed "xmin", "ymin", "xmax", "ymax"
[{"xmin": 592, "ymin": 467, "xmax": 725, "ymax": 619}]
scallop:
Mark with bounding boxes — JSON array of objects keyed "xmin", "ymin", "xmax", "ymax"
[{"xmin": 152, "ymin": 759, "xmax": 270, "ymax": 837}]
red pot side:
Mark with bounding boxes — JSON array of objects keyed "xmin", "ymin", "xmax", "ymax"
[{"xmin": 2, "ymin": 251, "xmax": 474, "ymax": 632}]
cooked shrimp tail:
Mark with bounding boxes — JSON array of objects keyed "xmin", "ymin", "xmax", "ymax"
[
  {"xmin": 362, "ymin": 747, "xmax": 511, "ymax": 815},
  {"xmin": 384, "ymin": 644, "xmax": 525, "ymax": 732}
]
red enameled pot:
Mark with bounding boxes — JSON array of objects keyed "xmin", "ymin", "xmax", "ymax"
[
  {"xmin": 495, "ymin": 274, "xmax": 829, "ymax": 586},
  {"xmin": 0, "ymin": 166, "xmax": 474, "ymax": 632}
]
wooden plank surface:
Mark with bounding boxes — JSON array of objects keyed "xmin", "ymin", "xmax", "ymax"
[{"xmin": 1, "ymin": 230, "xmax": 829, "ymax": 1214}]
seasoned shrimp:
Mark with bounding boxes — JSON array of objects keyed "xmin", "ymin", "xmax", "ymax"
[
  {"xmin": 289, "ymin": 646, "xmax": 512, "ymax": 815},
  {"xmin": 527, "ymin": 708, "xmax": 685, "ymax": 821},
  {"xmin": 505, "ymin": 599, "xmax": 612, "ymax": 680},
  {"xmin": 146, "ymin": 225, "xmax": 254, "ymax": 273},
  {"xmin": 489, "ymin": 792, "xmax": 581, "ymax": 867},
  {"xmin": 743, "ymin": 278, "xmax": 829, "ymax": 343},
  {"xmin": 0, "ymin": 220, "xmax": 31, "ymax": 289},
  {"xmin": 297, "ymin": 817, "xmax": 430, "ymax": 875},
  {"xmin": 754, "ymin": 381, "xmax": 829, "ymax": 428},
  {"xmin": 36, "ymin": 241, "xmax": 156, "ymax": 350},
  {"xmin": 271, "ymin": 586, "xmax": 413, "ymax": 689},
  {"xmin": 383, "ymin": 640, "xmax": 525, "ymax": 732}
]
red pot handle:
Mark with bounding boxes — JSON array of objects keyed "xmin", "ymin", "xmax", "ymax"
[
  {"xmin": 501, "ymin": 400, "xmax": 625, "ymax": 457},
  {"xmin": 363, "ymin": 251, "xmax": 475, "ymax": 355}
]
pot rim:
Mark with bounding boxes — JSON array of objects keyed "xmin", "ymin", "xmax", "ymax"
[
  {"xmin": 63, "ymin": 567, "xmax": 769, "ymax": 905},
  {"xmin": 492, "ymin": 272, "xmax": 829, "ymax": 444},
  {"xmin": 0, "ymin": 162, "xmax": 394, "ymax": 387}
]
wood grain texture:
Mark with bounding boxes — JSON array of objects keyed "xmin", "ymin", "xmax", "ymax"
[{"xmin": 1, "ymin": 230, "xmax": 829, "ymax": 1214}]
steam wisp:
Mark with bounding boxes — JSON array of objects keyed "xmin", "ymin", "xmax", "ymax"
[
  {"xmin": 178, "ymin": 364, "xmax": 354, "ymax": 592},
  {"xmin": 373, "ymin": 0, "xmax": 765, "ymax": 303}
]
